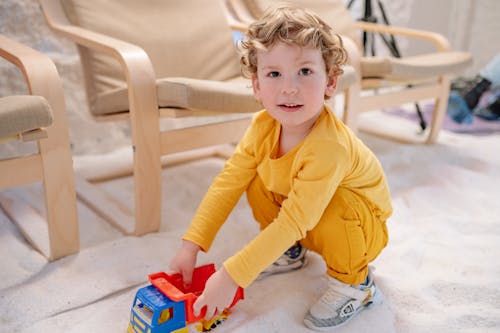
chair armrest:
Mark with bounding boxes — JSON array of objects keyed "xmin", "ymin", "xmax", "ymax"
[
  {"xmin": 38, "ymin": 0, "xmax": 160, "ymax": 166},
  {"xmin": 45, "ymin": 22, "xmax": 154, "ymax": 82},
  {"xmin": 224, "ymin": 3, "xmax": 250, "ymax": 32},
  {"xmin": 356, "ymin": 21, "xmax": 451, "ymax": 52},
  {"xmin": 228, "ymin": 21, "xmax": 249, "ymax": 33},
  {"xmin": 38, "ymin": 0, "xmax": 157, "ymax": 116},
  {"xmin": 223, "ymin": 0, "xmax": 254, "ymax": 32},
  {"xmin": 0, "ymin": 34, "xmax": 65, "ymax": 125}
]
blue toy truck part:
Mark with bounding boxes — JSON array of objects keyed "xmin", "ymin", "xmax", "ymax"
[
  {"xmin": 128, "ymin": 264, "xmax": 244, "ymax": 332},
  {"xmin": 128, "ymin": 285, "xmax": 187, "ymax": 333}
]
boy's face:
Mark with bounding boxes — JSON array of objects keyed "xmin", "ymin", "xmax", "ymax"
[{"xmin": 252, "ymin": 42, "xmax": 336, "ymax": 131}]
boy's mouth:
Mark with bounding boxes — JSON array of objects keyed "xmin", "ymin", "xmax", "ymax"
[{"xmin": 278, "ymin": 103, "xmax": 303, "ymax": 112}]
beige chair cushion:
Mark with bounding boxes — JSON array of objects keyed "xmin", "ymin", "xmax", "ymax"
[
  {"xmin": 0, "ymin": 95, "xmax": 53, "ymax": 138},
  {"xmin": 92, "ymin": 78, "xmax": 261, "ymax": 116},
  {"xmin": 91, "ymin": 66, "xmax": 358, "ymax": 116},
  {"xmin": 362, "ymin": 52, "xmax": 473, "ymax": 80},
  {"xmin": 61, "ymin": 0, "xmax": 243, "ymax": 115}
]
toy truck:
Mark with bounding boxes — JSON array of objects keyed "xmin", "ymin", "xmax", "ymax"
[{"xmin": 128, "ymin": 263, "xmax": 244, "ymax": 333}]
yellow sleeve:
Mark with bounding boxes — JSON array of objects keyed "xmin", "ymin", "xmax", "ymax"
[
  {"xmin": 182, "ymin": 115, "xmax": 262, "ymax": 252},
  {"xmin": 224, "ymin": 141, "xmax": 350, "ymax": 287}
]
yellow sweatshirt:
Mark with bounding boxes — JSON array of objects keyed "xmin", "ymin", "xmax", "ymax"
[{"xmin": 183, "ymin": 106, "xmax": 392, "ymax": 287}]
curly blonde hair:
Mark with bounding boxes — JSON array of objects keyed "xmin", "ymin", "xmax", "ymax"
[{"xmin": 239, "ymin": 6, "xmax": 348, "ymax": 79}]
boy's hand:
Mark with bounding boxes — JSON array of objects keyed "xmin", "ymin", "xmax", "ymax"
[
  {"xmin": 193, "ymin": 266, "xmax": 239, "ymax": 319},
  {"xmin": 169, "ymin": 240, "xmax": 201, "ymax": 288}
]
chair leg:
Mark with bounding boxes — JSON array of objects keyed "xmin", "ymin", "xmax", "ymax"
[
  {"xmin": 128, "ymin": 105, "xmax": 162, "ymax": 236},
  {"xmin": 131, "ymin": 143, "xmax": 162, "ymax": 236},
  {"xmin": 39, "ymin": 124, "xmax": 79, "ymax": 261},
  {"xmin": 426, "ymin": 76, "xmax": 451, "ymax": 144},
  {"xmin": 342, "ymin": 83, "xmax": 362, "ymax": 132}
]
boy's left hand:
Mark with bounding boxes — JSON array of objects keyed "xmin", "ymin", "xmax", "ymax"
[{"xmin": 193, "ymin": 266, "xmax": 239, "ymax": 319}]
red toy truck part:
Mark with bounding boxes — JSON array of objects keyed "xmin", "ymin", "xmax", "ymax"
[{"xmin": 149, "ymin": 263, "xmax": 244, "ymax": 323}]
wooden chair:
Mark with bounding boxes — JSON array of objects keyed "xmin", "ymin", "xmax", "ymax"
[
  {"xmin": 223, "ymin": 0, "xmax": 473, "ymax": 143},
  {"xmin": 0, "ymin": 35, "xmax": 79, "ymax": 261},
  {"xmin": 38, "ymin": 0, "xmax": 357, "ymax": 236},
  {"xmin": 37, "ymin": 0, "xmax": 262, "ymax": 236}
]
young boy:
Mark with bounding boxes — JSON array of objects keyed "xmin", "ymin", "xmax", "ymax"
[{"xmin": 170, "ymin": 6, "xmax": 392, "ymax": 331}]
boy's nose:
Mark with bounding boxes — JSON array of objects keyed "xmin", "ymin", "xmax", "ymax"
[{"xmin": 281, "ymin": 77, "xmax": 298, "ymax": 95}]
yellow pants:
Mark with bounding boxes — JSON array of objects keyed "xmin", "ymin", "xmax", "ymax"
[{"xmin": 246, "ymin": 175, "xmax": 388, "ymax": 285}]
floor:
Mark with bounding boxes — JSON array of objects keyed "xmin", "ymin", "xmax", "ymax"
[{"xmin": 1, "ymin": 111, "xmax": 500, "ymax": 332}]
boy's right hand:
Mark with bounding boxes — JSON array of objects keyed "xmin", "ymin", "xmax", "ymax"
[{"xmin": 169, "ymin": 240, "xmax": 202, "ymax": 288}]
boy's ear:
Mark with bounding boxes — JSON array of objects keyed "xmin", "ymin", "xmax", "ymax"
[
  {"xmin": 325, "ymin": 75, "xmax": 337, "ymax": 97},
  {"xmin": 251, "ymin": 74, "xmax": 261, "ymax": 100}
]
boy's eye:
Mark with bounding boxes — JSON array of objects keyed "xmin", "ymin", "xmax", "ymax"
[
  {"xmin": 267, "ymin": 71, "xmax": 281, "ymax": 78},
  {"xmin": 299, "ymin": 68, "xmax": 312, "ymax": 75}
]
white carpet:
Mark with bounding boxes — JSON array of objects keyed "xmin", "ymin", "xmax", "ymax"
[{"xmin": 1, "ymin": 118, "xmax": 500, "ymax": 332}]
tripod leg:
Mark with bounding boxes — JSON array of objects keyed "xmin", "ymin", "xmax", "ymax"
[
  {"xmin": 377, "ymin": 0, "xmax": 426, "ymax": 130},
  {"xmin": 378, "ymin": 32, "xmax": 401, "ymax": 57},
  {"xmin": 377, "ymin": 0, "xmax": 401, "ymax": 57},
  {"xmin": 349, "ymin": 0, "xmax": 428, "ymax": 131},
  {"xmin": 363, "ymin": 30, "xmax": 369, "ymax": 55},
  {"xmin": 415, "ymin": 103, "xmax": 427, "ymax": 131},
  {"xmin": 347, "ymin": 0, "xmax": 356, "ymax": 9}
]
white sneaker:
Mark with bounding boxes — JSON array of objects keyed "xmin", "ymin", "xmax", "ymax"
[
  {"xmin": 257, "ymin": 243, "xmax": 307, "ymax": 280},
  {"xmin": 303, "ymin": 268, "xmax": 383, "ymax": 331}
]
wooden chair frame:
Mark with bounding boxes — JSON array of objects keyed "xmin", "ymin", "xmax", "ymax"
[
  {"xmin": 351, "ymin": 21, "xmax": 453, "ymax": 144},
  {"xmin": 0, "ymin": 35, "xmax": 79, "ymax": 261},
  {"xmin": 38, "ymin": 0, "xmax": 253, "ymax": 236}
]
